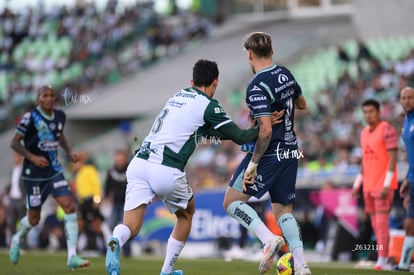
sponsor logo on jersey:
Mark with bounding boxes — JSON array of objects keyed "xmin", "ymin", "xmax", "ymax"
[
  {"xmin": 167, "ymin": 99, "xmax": 187, "ymax": 108},
  {"xmin": 248, "ymin": 95, "xmax": 267, "ymax": 102},
  {"xmin": 252, "ymin": 104, "xmax": 267, "ymax": 110},
  {"xmin": 280, "ymin": 89, "xmax": 294, "ymax": 100},
  {"xmin": 53, "ymin": 180, "xmax": 68, "ymax": 188},
  {"xmin": 275, "ymin": 80, "xmax": 295, "ymax": 93},
  {"xmin": 38, "ymin": 140, "xmax": 59, "ymax": 151},
  {"xmin": 363, "ymin": 145, "xmax": 378, "ymax": 160},
  {"xmin": 176, "ymin": 91, "xmax": 196, "ymax": 99},
  {"xmin": 214, "ymin": 107, "xmax": 225, "ymax": 113}
]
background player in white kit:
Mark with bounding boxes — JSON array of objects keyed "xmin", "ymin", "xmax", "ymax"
[{"xmin": 105, "ymin": 59, "xmax": 281, "ymax": 275}]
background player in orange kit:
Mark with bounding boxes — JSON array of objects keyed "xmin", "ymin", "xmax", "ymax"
[{"xmin": 352, "ymin": 99, "xmax": 398, "ymax": 270}]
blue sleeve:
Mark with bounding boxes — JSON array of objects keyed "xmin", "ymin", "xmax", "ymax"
[{"xmin": 246, "ymin": 85, "xmax": 271, "ymax": 119}]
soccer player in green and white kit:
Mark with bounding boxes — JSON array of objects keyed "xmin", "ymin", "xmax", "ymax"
[{"xmin": 106, "ymin": 59, "xmax": 272, "ymax": 275}]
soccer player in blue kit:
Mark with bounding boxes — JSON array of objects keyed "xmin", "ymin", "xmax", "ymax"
[
  {"xmin": 9, "ymin": 86, "xmax": 90, "ymax": 269},
  {"xmin": 396, "ymin": 86, "xmax": 414, "ymax": 271},
  {"xmin": 223, "ymin": 32, "xmax": 311, "ymax": 274}
]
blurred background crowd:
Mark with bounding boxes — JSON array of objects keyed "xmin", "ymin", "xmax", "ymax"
[
  {"xmin": 0, "ymin": 0, "xmax": 413, "ymax": 264},
  {"xmin": 0, "ymin": 0, "xmax": 212, "ymax": 132}
]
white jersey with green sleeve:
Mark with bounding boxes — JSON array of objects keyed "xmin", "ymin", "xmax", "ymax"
[{"xmin": 136, "ymin": 87, "xmax": 232, "ymax": 171}]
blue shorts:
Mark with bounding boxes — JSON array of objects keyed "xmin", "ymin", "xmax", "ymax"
[
  {"xmin": 229, "ymin": 153, "xmax": 298, "ymax": 205},
  {"xmin": 407, "ymin": 182, "xmax": 414, "ymax": 219},
  {"xmin": 24, "ymin": 173, "xmax": 72, "ymax": 210}
]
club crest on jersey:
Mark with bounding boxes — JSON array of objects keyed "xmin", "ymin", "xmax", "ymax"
[{"xmin": 278, "ymin": 74, "xmax": 289, "ymax": 84}]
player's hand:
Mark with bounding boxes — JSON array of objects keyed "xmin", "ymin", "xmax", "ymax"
[
  {"xmin": 242, "ymin": 161, "xmax": 257, "ymax": 191},
  {"xmin": 69, "ymin": 152, "xmax": 80, "ymax": 163},
  {"xmin": 400, "ymin": 178, "xmax": 409, "ymax": 198},
  {"xmin": 403, "ymin": 195, "xmax": 410, "ymax": 210},
  {"xmin": 381, "ymin": 186, "xmax": 390, "ymax": 199},
  {"xmin": 351, "ymin": 187, "xmax": 359, "ymax": 200},
  {"xmin": 30, "ymin": 155, "xmax": 49, "ymax": 168},
  {"xmin": 271, "ymin": 109, "xmax": 285, "ymax": 126}
]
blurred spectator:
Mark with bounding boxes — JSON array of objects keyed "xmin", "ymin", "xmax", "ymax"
[
  {"xmin": 357, "ymin": 39, "xmax": 375, "ymax": 62},
  {"xmin": 297, "ymin": 210, "xmax": 319, "ymax": 249},
  {"xmin": 311, "ymin": 181, "xmax": 335, "ymax": 252},
  {"xmin": 72, "ymin": 151, "xmax": 108, "ymax": 253},
  {"xmin": 5, "ymin": 153, "xmax": 25, "ymax": 247},
  {"xmin": 104, "ymin": 149, "xmax": 131, "ymax": 257},
  {"xmin": 337, "ymin": 45, "xmax": 350, "ymax": 63},
  {"xmin": 0, "ymin": 199, "xmax": 7, "ymax": 247}
]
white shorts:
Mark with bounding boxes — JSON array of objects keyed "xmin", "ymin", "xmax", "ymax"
[{"xmin": 124, "ymin": 156, "xmax": 193, "ymax": 213}]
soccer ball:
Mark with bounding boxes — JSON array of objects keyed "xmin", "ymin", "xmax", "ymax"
[{"xmin": 276, "ymin": 252, "xmax": 294, "ymax": 275}]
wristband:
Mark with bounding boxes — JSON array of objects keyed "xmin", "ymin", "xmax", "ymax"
[
  {"xmin": 383, "ymin": 171, "xmax": 394, "ymax": 188},
  {"xmin": 246, "ymin": 161, "xmax": 258, "ymax": 175},
  {"xmin": 353, "ymin": 173, "xmax": 363, "ymax": 189}
]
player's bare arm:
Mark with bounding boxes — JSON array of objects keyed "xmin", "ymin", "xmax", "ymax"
[
  {"xmin": 400, "ymin": 178, "xmax": 409, "ymax": 198},
  {"xmin": 381, "ymin": 148, "xmax": 398, "ymax": 199},
  {"xmin": 243, "ymin": 115, "xmax": 272, "ymax": 190},
  {"xmin": 251, "ymin": 115, "xmax": 272, "ymax": 164},
  {"xmin": 59, "ymin": 133, "xmax": 79, "ymax": 163},
  {"xmin": 352, "ymin": 163, "xmax": 364, "ymax": 200},
  {"xmin": 10, "ymin": 133, "xmax": 49, "ymax": 168},
  {"xmin": 294, "ymin": 95, "xmax": 307, "ymax": 110}
]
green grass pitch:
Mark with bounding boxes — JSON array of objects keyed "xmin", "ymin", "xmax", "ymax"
[{"xmin": 0, "ymin": 251, "xmax": 405, "ymax": 274}]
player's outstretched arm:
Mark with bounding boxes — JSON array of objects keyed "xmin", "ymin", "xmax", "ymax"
[{"xmin": 210, "ymin": 122, "xmax": 258, "ymax": 145}]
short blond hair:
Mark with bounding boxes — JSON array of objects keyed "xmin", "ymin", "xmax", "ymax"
[{"xmin": 243, "ymin": 32, "xmax": 273, "ymax": 58}]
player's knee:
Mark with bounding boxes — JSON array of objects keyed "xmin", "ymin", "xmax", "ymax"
[
  {"xmin": 223, "ymin": 196, "xmax": 234, "ymax": 211},
  {"xmin": 176, "ymin": 203, "xmax": 195, "ymax": 220},
  {"xmin": 28, "ymin": 215, "xmax": 40, "ymax": 226}
]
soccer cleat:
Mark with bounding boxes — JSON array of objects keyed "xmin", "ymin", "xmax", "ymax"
[
  {"xmin": 295, "ymin": 263, "xmax": 312, "ymax": 275},
  {"xmin": 67, "ymin": 255, "xmax": 90, "ymax": 270},
  {"xmin": 106, "ymin": 237, "xmax": 121, "ymax": 275},
  {"xmin": 9, "ymin": 240, "xmax": 21, "ymax": 265},
  {"xmin": 258, "ymin": 236, "xmax": 285, "ymax": 273},
  {"xmin": 374, "ymin": 264, "xmax": 382, "ymax": 270},
  {"xmin": 160, "ymin": 270, "xmax": 184, "ymax": 275},
  {"xmin": 392, "ymin": 265, "xmax": 409, "ymax": 272}
]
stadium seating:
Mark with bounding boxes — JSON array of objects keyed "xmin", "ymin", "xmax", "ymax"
[{"xmin": 0, "ymin": 2, "xmax": 212, "ymax": 133}]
